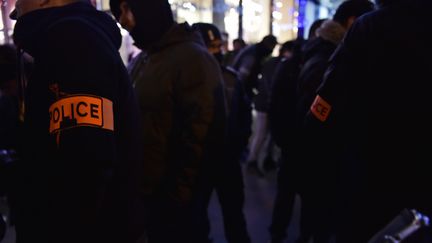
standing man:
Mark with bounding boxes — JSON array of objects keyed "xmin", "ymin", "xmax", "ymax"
[
  {"xmin": 109, "ymin": 0, "xmax": 225, "ymax": 242},
  {"xmin": 10, "ymin": 0, "xmax": 144, "ymax": 242},
  {"xmin": 192, "ymin": 22, "xmax": 252, "ymax": 243},
  {"xmin": 231, "ymin": 35, "xmax": 277, "ymax": 174}
]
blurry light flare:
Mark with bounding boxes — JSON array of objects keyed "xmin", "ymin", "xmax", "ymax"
[
  {"xmin": 272, "ymin": 11, "xmax": 282, "ymax": 20},
  {"xmin": 244, "ymin": 0, "xmax": 263, "ymax": 13},
  {"xmin": 182, "ymin": 2, "xmax": 196, "ymax": 11}
]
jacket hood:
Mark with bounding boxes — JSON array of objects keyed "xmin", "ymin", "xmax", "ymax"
[
  {"xmin": 316, "ymin": 19, "xmax": 347, "ymax": 45},
  {"xmin": 124, "ymin": 0, "xmax": 174, "ymax": 50},
  {"xmin": 148, "ymin": 22, "xmax": 205, "ymax": 53},
  {"xmin": 301, "ymin": 36, "xmax": 338, "ymax": 63},
  {"xmin": 13, "ymin": 1, "xmax": 122, "ymax": 56}
]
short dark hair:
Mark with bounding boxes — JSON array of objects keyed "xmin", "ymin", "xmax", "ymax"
[
  {"xmin": 191, "ymin": 23, "xmax": 222, "ymax": 46},
  {"xmin": 308, "ymin": 18, "xmax": 327, "ymax": 39},
  {"xmin": 233, "ymin": 38, "xmax": 246, "ymax": 47},
  {"xmin": 333, "ymin": 0, "xmax": 375, "ymax": 25},
  {"xmin": 279, "ymin": 40, "xmax": 295, "ymax": 55},
  {"xmin": 261, "ymin": 35, "xmax": 278, "ymax": 46}
]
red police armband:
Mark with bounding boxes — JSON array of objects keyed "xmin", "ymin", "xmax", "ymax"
[{"xmin": 310, "ymin": 95, "xmax": 331, "ymax": 122}]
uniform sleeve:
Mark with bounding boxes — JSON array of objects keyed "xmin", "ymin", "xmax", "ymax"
[
  {"xmin": 41, "ymin": 19, "xmax": 121, "ymax": 170},
  {"xmin": 306, "ymin": 19, "xmax": 368, "ymax": 127},
  {"xmin": 301, "ymin": 19, "xmax": 370, "ymax": 177}
]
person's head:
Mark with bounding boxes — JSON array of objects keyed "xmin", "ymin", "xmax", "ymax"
[
  {"xmin": 191, "ymin": 23, "xmax": 224, "ymax": 64},
  {"xmin": 278, "ymin": 40, "xmax": 296, "ymax": 58},
  {"xmin": 12, "ymin": 0, "xmax": 80, "ymax": 19},
  {"xmin": 0, "ymin": 44, "xmax": 18, "ymax": 96},
  {"xmin": 233, "ymin": 38, "xmax": 246, "ymax": 51},
  {"xmin": 333, "ymin": 0, "xmax": 375, "ymax": 29},
  {"xmin": 110, "ymin": 0, "xmax": 174, "ymax": 50},
  {"xmin": 308, "ymin": 18, "xmax": 327, "ymax": 39},
  {"xmin": 260, "ymin": 35, "xmax": 278, "ymax": 55}
]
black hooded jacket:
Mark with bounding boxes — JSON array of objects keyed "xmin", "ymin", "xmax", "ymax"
[{"xmin": 12, "ymin": 2, "xmax": 143, "ymax": 242}]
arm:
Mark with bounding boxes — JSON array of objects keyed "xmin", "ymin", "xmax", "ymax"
[
  {"xmin": 170, "ymin": 51, "xmax": 223, "ymax": 204},
  {"xmin": 42, "ymin": 19, "xmax": 122, "ymax": 172}
]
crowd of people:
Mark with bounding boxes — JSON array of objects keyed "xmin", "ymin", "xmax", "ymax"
[{"xmin": 1, "ymin": 0, "xmax": 431, "ymax": 242}]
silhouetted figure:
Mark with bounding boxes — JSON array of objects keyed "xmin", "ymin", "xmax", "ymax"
[
  {"xmin": 110, "ymin": 1, "xmax": 225, "ymax": 242},
  {"xmin": 192, "ymin": 22, "xmax": 252, "ymax": 243},
  {"xmin": 295, "ymin": 1, "xmax": 375, "ymax": 242},
  {"xmin": 10, "ymin": 1, "xmax": 144, "ymax": 242},
  {"xmin": 303, "ymin": 0, "xmax": 432, "ymax": 242},
  {"xmin": 224, "ymin": 38, "xmax": 247, "ymax": 66}
]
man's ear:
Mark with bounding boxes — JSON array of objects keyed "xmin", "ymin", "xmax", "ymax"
[{"xmin": 118, "ymin": 1, "xmax": 136, "ymax": 31}]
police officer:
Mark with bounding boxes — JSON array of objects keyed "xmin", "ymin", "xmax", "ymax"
[
  {"xmin": 192, "ymin": 22, "xmax": 252, "ymax": 243},
  {"xmin": 304, "ymin": 0, "xmax": 432, "ymax": 241},
  {"xmin": 11, "ymin": 0, "xmax": 144, "ymax": 242}
]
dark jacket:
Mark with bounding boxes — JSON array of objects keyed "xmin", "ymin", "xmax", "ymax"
[
  {"xmin": 268, "ymin": 49, "xmax": 304, "ymax": 149},
  {"xmin": 129, "ymin": 23, "xmax": 224, "ymax": 204},
  {"xmin": 297, "ymin": 20, "xmax": 347, "ymax": 120},
  {"xmin": 254, "ymin": 56, "xmax": 282, "ymax": 112},
  {"xmin": 222, "ymin": 66, "xmax": 252, "ymax": 160},
  {"xmin": 305, "ymin": 0, "xmax": 432, "ymax": 240},
  {"xmin": 231, "ymin": 43, "xmax": 273, "ymax": 98},
  {"xmin": 12, "ymin": 2, "xmax": 143, "ymax": 242}
]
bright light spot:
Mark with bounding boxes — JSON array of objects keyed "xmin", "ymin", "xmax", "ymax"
[
  {"xmin": 272, "ymin": 11, "xmax": 282, "ymax": 20},
  {"xmin": 276, "ymin": 1, "xmax": 283, "ymax": 8},
  {"xmin": 183, "ymin": 2, "xmax": 196, "ymax": 12},
  {"xmin": 294, "ymin": 11, "xmax": 299, "ymax": 17}
]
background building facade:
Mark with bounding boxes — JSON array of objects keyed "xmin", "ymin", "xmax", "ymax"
[{"xmin": 1, "ymin": 0, "xmax": 348, "ymax": 60}]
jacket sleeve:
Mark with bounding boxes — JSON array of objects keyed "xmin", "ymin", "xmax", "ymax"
[
  {"xmin": 42, "ymin": 19, "xmax": 121, "ymax": 172},
  {"xmin": 170, "ymin": 52, "xmax": 223, "ymax": 204},
  {"xmin": 268, "ymin": 58, "xmax": 299, "ymax": 148},
  {"xmin": 301, "ymin": 19, "xmax": 369, "ymax": 178},
  {"xmin": 306, "ymin": 19, "xmax": 368, "ymax": 127},
  {"xmin": 228, "ymin": 76, "xmax": 252, "ymax": 159}
]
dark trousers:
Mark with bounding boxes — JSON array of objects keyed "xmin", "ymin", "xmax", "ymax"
[
  {"xmin": 196, "ymin": 158, "xmax": 250, "ymax": 243},
  {"xmin": 144, "ymin": 193, "xmax": 195, "ymax": 243},
  {"xmin": 269, "ymin": 151, "xmax": 297, "ymax": 241},
  {"xmin": 270, "ymin": 149, "xmax": 334, "ymax": 243}
]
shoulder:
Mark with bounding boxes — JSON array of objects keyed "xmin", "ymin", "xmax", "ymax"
[
  {"xmin": 46, "ymin": 16, "xmax": 120, "ymax": 48},
  {"xmin": 47, "ymin": 17, "xmax": 95, "ymax": 38},
  {"xmin": 223, "ymin": 66, "xmax": 238, "ymax": 77}
]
